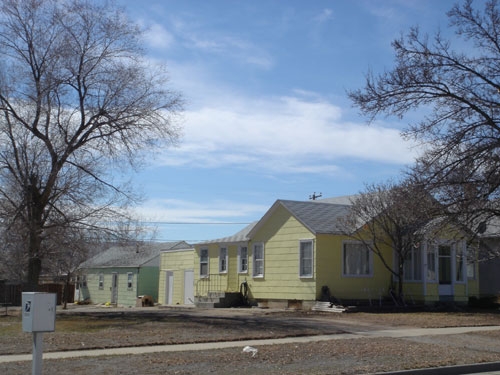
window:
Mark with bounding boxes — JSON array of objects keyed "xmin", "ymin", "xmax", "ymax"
[
  {"xmin": 82, "ymin": 275, "xmax": 87, "ymax": 288},
  {"xmin": 127, "ymin": 273, "xmax": 133, "ymax": 290},
  {"xmin": 219, "ymin": 247, "xmax": 228, "ymax": 273},
  {"xmin": 98, "ymin": 274, "xmax": 104, "ymax": 289},
  {"xmin": 253, "ymin": 243, "xmax": 264, "ymax": 277},
  {"xmin": 343, "ymin": 242, "xmax": 371, "ymax": 277},
  {"xmin": 404, "ymin": 246, "xmax": 422, "ymax": 281},
  {"xmin": 438, "ymin": 244, "xmax": 452, "ymax": 285},
  {"xmin": 200, "ymin": 248, "xmax": 209, "ymax": 277},
  {"xmin": 238, "ymin": 246, "xmax": 248, "ymax": 273},
  {"xmin": 299, "ymin": 240, "xmax": 313, "ymax": 278},
  {"xmin": 467, "ymin": 246, "xmax": 476, "ymax": 279}
]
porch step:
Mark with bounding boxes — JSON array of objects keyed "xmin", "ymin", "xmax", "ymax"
[
  {"xmin": 194, "ymin": 292, "xmax": 244, "ymax": 309},
  {"xmin": 312, "ymin": 301, "xmax": 347, "ymax": 313}
]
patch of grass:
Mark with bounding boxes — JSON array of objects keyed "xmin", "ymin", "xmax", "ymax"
[{"xmin": 0, "ymin": 320, "xmax": 21, "ymax": 335}]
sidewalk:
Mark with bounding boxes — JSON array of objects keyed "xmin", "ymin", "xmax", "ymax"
[{"xmin": 2, "ymin": 325, "xmax": 500, "ymax": 364}]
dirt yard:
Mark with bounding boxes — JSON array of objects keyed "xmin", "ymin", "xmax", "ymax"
[{"xmin": 2, "ymin": 305, "xmax": 500, "ymax": 374}]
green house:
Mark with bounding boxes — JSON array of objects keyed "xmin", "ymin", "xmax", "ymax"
[{"xmin": 78, "ymin": 241, "xmax": 190, "ymax": 307}]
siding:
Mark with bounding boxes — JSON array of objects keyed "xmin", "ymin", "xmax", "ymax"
[
  {"xmin": 83, "ymin": 268, "xmax": 139, "ymax": 307},
  {"xmin": 159, "ymin": 249, "xmax": 195, "ymax": 305},
  {"xmin": 247, "ymin": 205, "xmax": 316, "ymax": 301},
  {"xmin": 137, "ymin": 266, "xmax": 160, "ymax": 302},
  {"xmin": 316, "ymin": 234, "xmax": 393, "ymax": 301}
]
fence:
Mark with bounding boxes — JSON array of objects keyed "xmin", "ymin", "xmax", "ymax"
[
  {"xmin": 0, "ymin": 282, "xmax": 75, "ymax": 306},
  {"xmin": 196, "ymin": 274, "xmax": 228, "ymax": 296}
]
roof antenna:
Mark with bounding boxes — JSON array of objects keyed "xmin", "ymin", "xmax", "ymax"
[{"xmin": 309, "ymin": 192, "xmax": 322, "ymax": 200}]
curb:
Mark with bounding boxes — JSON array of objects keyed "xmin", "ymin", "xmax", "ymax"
[{"xmin": 371, "ymin": 361, "xmax": 500, "ymax": 374}]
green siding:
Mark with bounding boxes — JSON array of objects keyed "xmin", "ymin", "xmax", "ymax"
[
  {"xmin": 80, "ymin": 265, "xmax": 160, "ymax": 307},
  {"xmin": 138, "ymin": 266, "xmax": 160, "ymax": 301}
]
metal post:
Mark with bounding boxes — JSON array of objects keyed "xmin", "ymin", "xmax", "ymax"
[{"xmin": 32, "ymin": 331, "xmax": 43, "ymax": 375}]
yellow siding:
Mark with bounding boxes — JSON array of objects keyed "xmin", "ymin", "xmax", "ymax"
[
  {"xmin": 189, "ymin": 203, "xmax": 482, "ymax": 307},
  {"xmin": 402, "ymin": 283, "xmax": 424, "ymax": 302},
  {"xmin": 316, "ymin": 234, "xmax": 393, "ymax": 301},
  {"xmin": 247, "ymin": 205, "xmax": 316, "ymax": 301},
  {"xmin": 194, "ymin": 243, "xmax": 250, "ymax": 296},
  {"xmin": 159, "ymin": 249, "xmax": 195, "ymax": 305}
]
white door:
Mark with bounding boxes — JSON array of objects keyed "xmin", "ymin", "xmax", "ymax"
[
  {"xmin": 111, "ymin": 273, "xmax": 118, "ymax": 304},
  {"xmin": 165, "ymin": 271, "xmax": 174, "ymax": 305},
  {"xmin": 184, "ymin": 270, "xmax": 194, "ymax": 305},
  {"xmin": 438, "ymin": 245, "xmax": 453, "ymax": 297}
]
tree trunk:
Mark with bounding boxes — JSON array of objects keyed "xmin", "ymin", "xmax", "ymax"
[
  {"xmin": 25, "ymin": 178, "xmax": 45, "ymax": 291},
  {"xmin": 26, "ymin": 256, "xmax": 41, "ymax": 292},
  {"xmin": 63, "ymin": 273, "xmax": 70, "ymax": 310},
  {"xmin": 397, "ymin": 261, "xmax": 405, "ymax": 306}
]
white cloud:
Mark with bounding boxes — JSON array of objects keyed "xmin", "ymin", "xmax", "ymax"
[
  {"xmin": 135, "ymin": 198, "xmax": 268, "ymax": 223},
  {"xmin": 170, "ymin": 17, "xmax": 274, "ymax": 69},
  {"xmin": 155, "ymin": 92, "xmax": 420, "ymax": 173},
  {"xmin": 314, "ymin": 8, "xmax": 334, "ymax": 24},
  {"xmin": 144, "ymin": 23, "xmax": 175, "ymax": 49}
]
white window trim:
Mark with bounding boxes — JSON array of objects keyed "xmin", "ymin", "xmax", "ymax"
[
  {"xmin": 98, "ymin": 273, "xmax": 104, "ymax": 290},
  {"xmin": 82, "ymin": 275, "xmax": 87, "ymax": 288},
  {"xmin": 404, "ymin": 245, "xmax": 423, "ymax": 282},
  {"xmin": 342, "ymin": 240, "xmax": 373, "ymax": 278},
  {"xmin": 200, "ymin": 248, "xmax": 209, "ymax": 278},
  {"xmin": 127, "ymin": 272, "xmax": 133, "ymax": 290},
  {"xmin": 467, "ymin": 244, "xmax": 477, "ymax": 280},
  {"xmin": 426, "ymin": 244, "xmax": 437, "ymax": 283},
  {"xmin": 253, "ymin": 242, "xmax": 265, "ymax": 278},
  {"xmin": 299, "ymin": 239, "xmax": 314, "ymax": 278},
  {"xmin": 238, "ymin": 245, "xmax": 248, "ymax": 274},
  {"xmin": 219, "ymin": 247, "xmax": 228, "ymax": 274}
]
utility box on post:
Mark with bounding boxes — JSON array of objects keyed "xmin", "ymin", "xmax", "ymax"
[{"xmin": 22, "ymin": 292, "xmax": 56, "ymax": 333}]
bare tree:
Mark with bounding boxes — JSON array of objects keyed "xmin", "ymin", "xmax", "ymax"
[
  {"xmin": 349, "ymin": 0, "xmax": 500, "ymax": 235},
  {"xmin": 339, "ymin": 180, "xmax": 441, "ymax": 303},
  {"xmin": 0, "ymin": 0, "xmax": 182, "ymax": 289}
]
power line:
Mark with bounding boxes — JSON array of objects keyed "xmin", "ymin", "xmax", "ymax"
[{"xmin": 143, "ymin": 222, "xmax": 252, "ymax": 225}]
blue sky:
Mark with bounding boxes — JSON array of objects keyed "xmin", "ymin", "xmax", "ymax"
[{"xmin": 116, "ymin": 0, "xmax": 458, "ymax": 243}]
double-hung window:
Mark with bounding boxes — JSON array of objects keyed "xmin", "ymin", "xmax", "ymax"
[
  {"xmin": 238, "ymin": 246, "xmax": 248, "ymax": 273},
  {"xmin": 127, "ymin": 273, "xmax": 133, "ymax": 290},
  {"xmin": 219, "ymin": 247, "xmax": 228, "ymax": 273},
  {"xmin": 404, "ymin": 246, "xmax": 422, "ymax": 281},
  {"xmin": 98, "ymin": 274, "xmax": 104, "ymax": 289},
  {"xmin": 253, "ymin": 243, "xmax": 264, "ymax": 277},
  {"xmin": 299, "ymin": 240, "xmax": 313, "ymax": 278},
  {"xmin": 200, "ymin": 248, "xmax": 209, "ymax": 277},
  {"xmin": 427, "ymin": 248, "xmax": 437, "ymax": 282},
  {"xmin": 343, "ymin": 242, "xmax": 372, "ymax": 277}
]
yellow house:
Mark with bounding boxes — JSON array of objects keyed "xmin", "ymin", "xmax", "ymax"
[
  {"xmin": 158, "ymin": 244, "xmax": 195, "ymax": 306},
  {"xmin": 166, "ymin": 198, "xmax": 480, "ymax": 309}
]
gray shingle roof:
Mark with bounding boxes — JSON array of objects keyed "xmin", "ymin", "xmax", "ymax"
[
  {"xmin": 198, "ymin": 222, "xmax": 257, "ymax": 245},
  {"xmin": 80, "ymin": 241, "xmax": 191, "ymax": 268},
  {"xmin": 197, "ymin": 199, "xmax": 353, "ymax": 246},
  {"xmin": 278, "ymin": 200, "xmax": 352, "ymax": 234}
]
